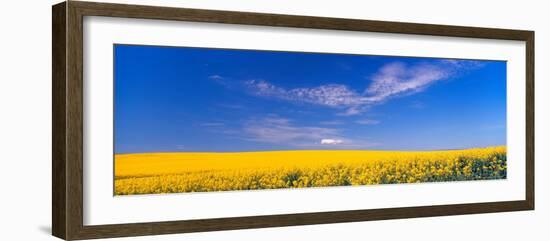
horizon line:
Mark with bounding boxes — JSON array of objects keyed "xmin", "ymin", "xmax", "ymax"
[{"xmin": 114, "ymin": 145, "xmax": 506, "ymax": 155}]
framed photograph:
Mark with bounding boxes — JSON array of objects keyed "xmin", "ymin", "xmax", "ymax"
[{"xmin": 52, "ymin": 1, "xmax": 534, "ymax": 240}]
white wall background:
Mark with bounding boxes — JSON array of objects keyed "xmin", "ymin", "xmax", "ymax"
[{"xmin": 0, "ymin": 0, "xmax": 547, "ymax": 240}]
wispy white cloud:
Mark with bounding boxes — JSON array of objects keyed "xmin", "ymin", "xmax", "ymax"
[
  {"xmin": 365, "ymin": 62, "xmax": 449, "ymax": 102},
  {"xmin": 319, "ymin": 120, "xmax": 344, "ymax": 125},
  {"xmin": 243, "ymin": 117, "xmax": 338, "ymax": 145},
  {"xmin": 336, "ymin": 106, "xmax": 367, "ymax": 116},
  {"xmin": 240, "ymin": 60, "xmax": 482, "ymax": 115},
  {"xmin": 242, "ymin": 116, "xmax": 376, "ymax": 148},
  {"xmin": 245, "ymin": 80, "xmax": 368, "ymax": 107},
  {"xmin": 200, "ymin": 122, "xmax": 225, "ymax": 127},
  {"xmin": 208, "ymin": 74, "xmax": 238, "ymax": 89},
  {"xmin": 245, "ymin": 80, "xmax": 370, "ymax": 115},
  {"xmin": 208, "ymin": 74, "xmax": 224, "ymax": 80},
  {"xmin": 438, "ymin": 59, "xmax": 485, "ymax": 71},
  {"xmin": 321, "ymin": 139, "xmax": 344, "ymax": 145},
  {"xmin": 355, "ymin": 119, "xmax": 380, "ymax": 125},
  {"xmin": 217, "ymin": 103, "xmax": 245, "ymax": 109}
]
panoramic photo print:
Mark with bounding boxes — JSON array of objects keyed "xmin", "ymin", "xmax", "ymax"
[{"xmin": 114, "ymin": 45, "xmax": 507, "ymax": 195}]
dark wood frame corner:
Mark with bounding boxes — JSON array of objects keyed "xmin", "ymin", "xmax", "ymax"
[{"xmin": 52, "ymin": 1, "xmax": 534, "ymax": 240}]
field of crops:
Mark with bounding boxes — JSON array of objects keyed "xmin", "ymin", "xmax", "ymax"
[{"xmin": 114, "ymin": 146, "xmax": 506, "ymax": 195}]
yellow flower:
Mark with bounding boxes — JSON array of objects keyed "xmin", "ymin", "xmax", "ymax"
[{"xmin": 114, "ymin": 146, "xmax": 507, "ymax": 195}]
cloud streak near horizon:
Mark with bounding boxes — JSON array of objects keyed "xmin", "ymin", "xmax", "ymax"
[{"xmin": 242, "ymin": 116, "xmax": 376, "ymax": 148}]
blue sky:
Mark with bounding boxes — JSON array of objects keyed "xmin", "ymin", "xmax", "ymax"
[{"xmin": 114, "ymin": 44, "xmax": 506, "ymax": 153}]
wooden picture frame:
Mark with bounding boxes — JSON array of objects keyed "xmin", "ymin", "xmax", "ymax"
[{"xmin": 52, "ymin": 1, "xmax": 534, "ymax": 240}]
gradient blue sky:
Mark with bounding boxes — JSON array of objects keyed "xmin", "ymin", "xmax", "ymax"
[{"xmin": 114, "ymin": 44, "xmax": 506, "ymax": 153}]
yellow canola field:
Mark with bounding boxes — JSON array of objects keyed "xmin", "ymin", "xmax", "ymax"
[{"xmin": 115, "ymin": 146, "xmax": 506, "ymax": 195}]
